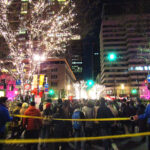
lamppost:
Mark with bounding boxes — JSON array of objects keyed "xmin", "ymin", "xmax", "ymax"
[
  {"xmin": 107, "ymin": 52, "xmax": 117, "ymax": 99},
  {"xmin": 33, "ymin": 54, "xmax": 46, "ymax": 95}
]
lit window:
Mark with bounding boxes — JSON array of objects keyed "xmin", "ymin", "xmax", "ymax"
[
  {"xmin": 21, "ymin": 3, "xmax": 28, "ymax": 14},
  {"xmin": 72, "ymin": 62, "xmax": 82, "ymax": 65},
  {"xmin": 94, "ymin": 53, "xmax": 99, "ymax": 55},
  {"xmin": 144, "ymin": 66, "xmax": 148, "ymax": 70},
  {"xmin": 19, "ymin": 29, "xmax": 26, "ymax": 34}
]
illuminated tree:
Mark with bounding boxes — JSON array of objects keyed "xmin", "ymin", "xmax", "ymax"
[{"xmin": 0, "ymin": 0, "xmax": 76, "ymax": 88}]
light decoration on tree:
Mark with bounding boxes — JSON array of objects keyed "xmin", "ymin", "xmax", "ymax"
[
  {"xmin": 73, "ymin": 81, "xmax": 106, "ymax": 100},
  {"xmin": 73, "ymin": 81, "xmax": 88, "ymax": 100},
  {"xmin": 0, "ymin": 0, "xmax": 76, "ymax": 91},
  {"xmin": 88, "ymin": 84, "xmax": 106, "ymax": 100}
]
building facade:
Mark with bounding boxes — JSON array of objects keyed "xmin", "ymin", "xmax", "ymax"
[
  {"xmin": 40, "ymin": 58, "xmax": 76, "ymax": 98},
  {"xmin": 100, "ymin": 2, "xmax": 150, "ymax": 98}
]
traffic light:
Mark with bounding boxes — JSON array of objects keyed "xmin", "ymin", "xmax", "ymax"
[
  {"xmin": 87, "ymin": 80, "xmax": 94, "ymax": 88},
  {"xmin": 131, "ymin": 89, "xmax": 137, "ymax": 95},
  {"xmin": 49, "ymin": 89, "xmax": 55, "ymax": 96},
  {"xmin": 107, "ymin": 53, "xmax": 117, "ymax": 61}
]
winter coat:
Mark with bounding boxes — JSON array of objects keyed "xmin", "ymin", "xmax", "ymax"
[
  {"xmin": 52, "ymin": 110, "xmax": 67, "ymax": 138},
  {"xmin": 0, "ymin": 104, "xmax": 12, "ymax": 133},
  {"xmin": 11, "ymin": 107, "xmax": 21, "ymax": 128},
  {"xmin": 97, "ymin": 104, "xmax": 114, "ymax": 128},
  {"xmin": 82, "ymin": 106, "xmax": 94, "ymax": 128},
  {"xmin": 139, "ymin": 104, "xmax": 150, "ymax": 124},
  {"xmin": 42, "ymin": 108, "xmax": 52, "ymax": 126},
  {"xmin": 23, "ymin": 106, "xmax": 42, "ymax": 130}
]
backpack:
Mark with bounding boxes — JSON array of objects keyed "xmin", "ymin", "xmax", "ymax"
[{"xmin": 72, "ymin": 111, "xmax": 81, "ymax": 130}]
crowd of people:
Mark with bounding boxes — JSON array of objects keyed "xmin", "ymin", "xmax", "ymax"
[{"xmin": 0, "ymin": 96, "xmax": 150, "ymax": 150}]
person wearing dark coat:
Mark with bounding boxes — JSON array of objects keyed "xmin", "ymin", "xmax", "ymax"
[
  {"xmin": 97, "ymin": 98, "xmax": 114, "ymax": 150},
  {"xmin": 0, "ymin": 97, "xmax": 12, "ymax": 150},
  {"xmin": 134, "ymin": 101, "xmax": 147, "ymax": 142},
  {"xmin": 52, "ymin": 106, "xmax": 68, "ymax": 150}
]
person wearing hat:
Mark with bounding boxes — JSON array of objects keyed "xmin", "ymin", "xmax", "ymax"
[{"xmin": 0, "ymin": 97, "xmax": 13, "ymax": 150}]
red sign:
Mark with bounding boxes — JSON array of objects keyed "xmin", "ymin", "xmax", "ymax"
[{"xmin": 24, "ymin": 84, "xmax": 31, "ymax": 90}]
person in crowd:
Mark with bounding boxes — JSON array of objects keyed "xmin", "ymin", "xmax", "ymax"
[
  {"xmin": 93, "ymin": 100, "xmax": 100, "ymax": 137},
  {"xmin": 121, "ymin": 99, "xmax": 132, "ymax": 133},
  {"xmin": 107, "ymin": 101, "xmax": 118, "ymax": 135},
  {"xmin": 82, "ymin": 100, "xmax": 94, "ymax": 150},
  {"xmin": 41, "ymin": 102, "xmax": 53, "ymax": 149},
  {"xmin": 129, "ymin": 100, "xmax": 137, "ymax": 133},
  {"xmin": 136, "ymin": 100, "xmax": 147, "ymax": 142},
  {"xmin": 107, "ymin": 102, "xmax": 118, "ymax": 117},
  {"xmin": 23, "ymin": 101, "xmax": 42, "ymax": 150},
  {"xmin": 72, "ymin": 103, "xmax": 85, "ymax": 150},
  {"xmin": 97, "ymin": 98, "xmax": 114, "ymax": 150},
  {"xmin": 20, "ymin": 102, "xmax": 29, "ymax": 115},
  {"xmin": 132, "ymin": 101, "xmax": 150, "ymax": 150},
  {"xmin": 10, "ymin": 102, "xmax": 22, "ymax": 138},
  {"xmin": 52, "ymin": 106, "xmax": 69, "ymax": 150},
  {"xmin": 19, "ymin": 102, "xmax": 29, "ymax": 138},
  {"xmin": 0, "ymin": 97, "xmax": 13, "ymax": 150},
  {"xmin": 94, "ymin": 101, "xmax": 100, "ymax": 119}
]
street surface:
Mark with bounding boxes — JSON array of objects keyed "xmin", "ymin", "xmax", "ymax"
[{"xmin": 3, "ymin": 136, "xmax": 147, "ymax": 150}]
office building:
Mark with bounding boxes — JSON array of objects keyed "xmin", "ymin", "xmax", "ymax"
[
  {"xmin": 69, "ymin": 40, "xmax": 83, "ymax": 80},
  {"xmin": 40, "ymin": 58, "xmax": 76, "ymax": 98},
  {"xmin": 100, "ymin": 2, "xmax": 150, "ymax": 98}
]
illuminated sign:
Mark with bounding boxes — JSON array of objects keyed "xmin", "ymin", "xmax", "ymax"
[
  {"xmin": 0, "ymin": 91, "xmax": 5, "ymax": 97},
  {"xmin": 39, "ymin": 75, "xmax": 45, "ymax": 87}
]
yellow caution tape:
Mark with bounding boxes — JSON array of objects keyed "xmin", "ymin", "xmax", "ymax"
[
  {"xmin": 53, "ymin": 118, "xmax": 130, "ymax": 121},
  {"xmin": 0, "ymin": 132, "xmax": 150, "ymax": 144},
  {"xmin": 12, "ymin": 114, "xmax": 130, "ymax": 121},
  {"xmin": 12, "ymin": 114, "xmax": 43, "ymax": 120}
]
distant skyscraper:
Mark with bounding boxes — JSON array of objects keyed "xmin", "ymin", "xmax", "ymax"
[
  {"xmin": 69, "ymin": 40, "xmax": 83, "ymax": 80},
  {"xmin": 100, "ymin": 1, "xmax": 150, "ymax": 98}
]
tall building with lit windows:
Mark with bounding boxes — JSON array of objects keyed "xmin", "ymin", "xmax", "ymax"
[
  {"xmin": 100, "ymin": 1, "xmax": 150, "ymax": 98},
  {"xmin": 69, "ymin": 40, "xmax": 83, "ymax": 80}
]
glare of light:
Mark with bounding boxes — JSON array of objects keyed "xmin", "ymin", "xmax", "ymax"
[
  {"xmin": 33, "ymin": 54, "xmax": 40, "ymax": 61},
  {"xmin": 33, "ymin": 54, "xmax": 46, "ymax": 62},
  {"xmin": 121, "ymin": 84, "xmax": 125, "ymax": 90},
  {"xmin": 88, "ymin": 89, "xmax": 96, "ymax": 100},
  {"xmin": 40, "ymin": 55, "xmax": 46, "ymax": 61},
  {"xmin": 0, "ymin": 91, "xmax": 5, "ymax": 97},
  {"xmin": 67, "ymin": 85, "xmax": 70, "ymax": 90},
  {"xmin": 15, "ymin": 91, "xmax": 18, "ymax": 95}
]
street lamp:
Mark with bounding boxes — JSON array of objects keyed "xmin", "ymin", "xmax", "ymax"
[{"xmin": 107, "ymin": 52, "xmax": 117, "ymax": 99}]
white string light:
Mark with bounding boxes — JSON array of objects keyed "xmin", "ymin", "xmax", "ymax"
[{"xmin": 0, "ymin": 0, "xmax": 76, "ymax": 85}]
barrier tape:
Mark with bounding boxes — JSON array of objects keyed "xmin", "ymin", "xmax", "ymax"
[
  {"xmin": 0, "ymin": 132, "xmax": 150, "ymax": 144},
  {"xmin": 12, "ymin": 114, "xmax": 130, "ymax": 121}
]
